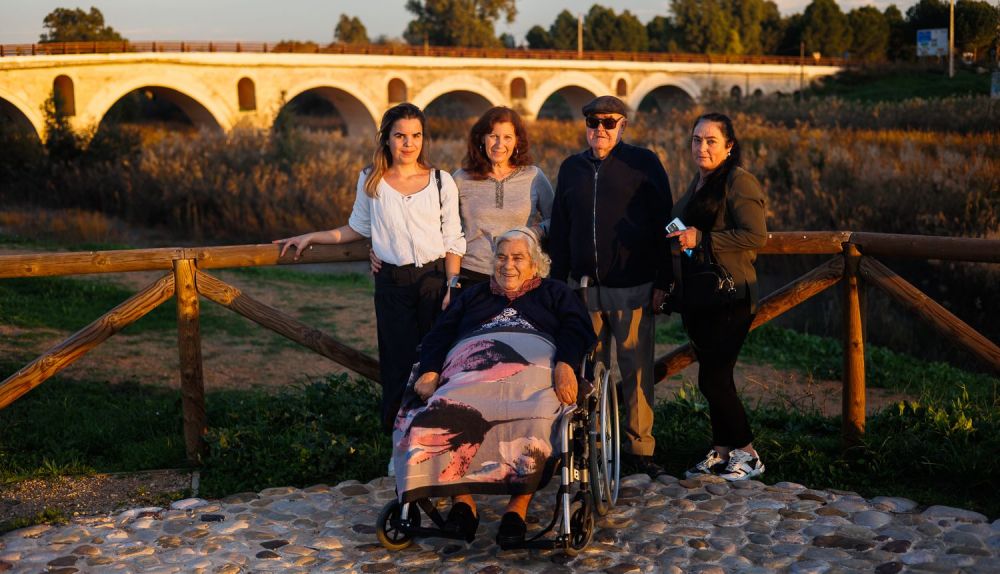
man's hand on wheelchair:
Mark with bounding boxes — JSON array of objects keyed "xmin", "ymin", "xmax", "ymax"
[
  {"xmin": 414, "ymin": 372, "xmax": 440, "ymax": 401},
  {"xmin": 553, "ymin": 361, "xmax": 577, "ymax": 405}
]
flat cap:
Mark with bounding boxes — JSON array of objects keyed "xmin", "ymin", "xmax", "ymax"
[{"xmin": 582, "ymin": 95, "xmax": 628, "ymax": 117}]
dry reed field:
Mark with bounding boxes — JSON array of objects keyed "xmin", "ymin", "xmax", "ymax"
[{"xmin": 0, "ymin": 97, "xmax": 997, "ymax": 364}]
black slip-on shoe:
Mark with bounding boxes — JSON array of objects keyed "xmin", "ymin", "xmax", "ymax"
[
  {"xmin": 496, "ymin": 511, "xmax": 526, "ymax": 549},
  {"xmin": 443, "ymin": 502, "xmax": 479, "ymax": 542}
]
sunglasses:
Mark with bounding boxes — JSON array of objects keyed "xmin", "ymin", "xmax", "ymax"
[{"xmin": 585, "ymin": 116, "xmax": 623, "ymax": 130}]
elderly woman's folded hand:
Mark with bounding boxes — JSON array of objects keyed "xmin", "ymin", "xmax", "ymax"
[
  {"xmin": 414, "ymin": 372, "xmax": 440, "ymax": 401},
  {"xmin": 553, "ymin": 361, "xmax": 577, "ymax": 405}
]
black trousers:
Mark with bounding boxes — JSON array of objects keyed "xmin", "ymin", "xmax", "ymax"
[
  {"xmin": 682, "ymin": 298, "xmax": 755, "ymax": 448},
  {"xmin": 374, "ymin": 259, "xmax": 446, "ymax": 433}
]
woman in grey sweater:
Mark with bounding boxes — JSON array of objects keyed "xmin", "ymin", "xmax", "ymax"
[{"xmin": 452, "ymin": 106, "xmax": 554, "ymax": 286}]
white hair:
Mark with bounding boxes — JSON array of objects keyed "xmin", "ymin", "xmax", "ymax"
[{"xmin": 493, "ymin": 227, "xmax": 551, "ymax": 278}]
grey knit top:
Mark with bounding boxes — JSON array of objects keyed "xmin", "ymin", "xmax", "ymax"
[{"xmin": 453, "ymin": 165, "xmax": 554, "ymax": 275}]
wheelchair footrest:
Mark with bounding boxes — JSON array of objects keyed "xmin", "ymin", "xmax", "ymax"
[
  {"xmin": 500, "ymin": 538, "xmax": 559, "ymax": 551},
  {"xmin": 395, "ymin": 525, "xmax": 470, "ymax": 541}
]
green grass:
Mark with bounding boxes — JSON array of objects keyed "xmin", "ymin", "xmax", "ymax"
[
  {"xmin": 226, "ymin": 267, "xmax": 373, "ymax": 291},
  {"xmin": 809, "ymin": 67, "xmax": 990, "ymax": 102},
  {"xmin": 0, "ymin": 275, "xmax": 262, "ymax": 338},
  {"xmin": 0, "ymin": 379, "xmax": 187, "ymax": 481},
  {"xmin": 0, "ymin": 374, "xmax": 388, "ymax": 499},
  {"xmin": 654, "ymin": 382, "xmax": 1000, "ymax": 519},
  {"xmin": 656, "ymin": 319, "xmax": 999, "ymax": 400}
]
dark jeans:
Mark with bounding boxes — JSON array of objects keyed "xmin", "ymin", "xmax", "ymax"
[
  {"xmin": 458, "ymin": 268, "xmax": 491, "ymax": 287},
  {"xmin": 682, "ymin": 298, "xmax": 755, "ymax": 448},
  {"xmin": 374, "ymin": 259, "xmax": 446, "ymax": 433}
]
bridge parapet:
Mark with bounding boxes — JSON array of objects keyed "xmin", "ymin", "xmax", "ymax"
[{"xmin": 0, "ymin": 40, "xmax": 847, "ymax": 67}]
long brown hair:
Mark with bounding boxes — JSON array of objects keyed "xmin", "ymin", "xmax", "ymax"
[
  {"xmin": 364, "ymin": 103, "xmax": 429, "ymax": 198},
  {"xmin": 462, "ymin": 106, "xmax": 533, "ymax": 180}
]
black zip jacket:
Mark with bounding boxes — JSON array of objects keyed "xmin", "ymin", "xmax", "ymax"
[{"xmin": 549, "ymin": 141, "xmax": 673, "ymax": 289}]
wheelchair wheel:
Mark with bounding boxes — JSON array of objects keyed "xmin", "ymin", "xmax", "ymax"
[
  {"xmin": 376, "ymin": 500, "xmax": 418, "ymax": 551},
  {"xmin": 589, "ymin": 361, "xmax": 620, "ymax": 516},
  {"xmin": 562, "ymin": 500, "xmax": 595, "ymax": 557}
]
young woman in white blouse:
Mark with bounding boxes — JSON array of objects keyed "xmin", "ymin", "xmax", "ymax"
[{"xmin": 276, "ymin": 103, "xmax": 465, "ymax": 433}]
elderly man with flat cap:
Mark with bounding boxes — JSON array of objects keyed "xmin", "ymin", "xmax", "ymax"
[{"xmin": 548, "ymin": 95, "xmax": 673, "ymax": 477}]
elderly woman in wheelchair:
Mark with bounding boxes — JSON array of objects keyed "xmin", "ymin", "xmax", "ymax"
[{"xmin": 377, "ymin": 227, "xmax": 619, "ymax": 553}]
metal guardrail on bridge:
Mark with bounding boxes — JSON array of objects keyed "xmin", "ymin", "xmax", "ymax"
[{"xmin": 0, "ymin": 40, "xmax": 846, "ymax": 67}]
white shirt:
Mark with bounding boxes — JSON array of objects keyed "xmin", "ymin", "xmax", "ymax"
[{"xmin": 348, "ymin": 168, "xmax": 466, "ymax": 267}]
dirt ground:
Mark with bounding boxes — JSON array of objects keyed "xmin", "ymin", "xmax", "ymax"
[{"xmin": 0, "ymin": 252, "xmax": 911, "ymax": 414}]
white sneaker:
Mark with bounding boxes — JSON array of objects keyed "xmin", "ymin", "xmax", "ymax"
[
  {"xmin": 684, "ymin": 449, "xmax": 727, "ymax": 478},
  {"xmin": 718, "ymin": 448, "xmax": 764, "ymax": 481},
  {"xmin": 387, "ymin": 454, "xmax": 396, "ymax": 478}
]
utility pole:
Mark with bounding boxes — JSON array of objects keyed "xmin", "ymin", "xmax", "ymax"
[
  {"xmin": 948, "ymin": 0, "xmax": 955, "ymax": 78},
  {"xmin": 577, "ymin": 13, "xmax": 583, "ymax": 58}
]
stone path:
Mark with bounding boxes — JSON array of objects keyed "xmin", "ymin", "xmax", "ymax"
[{"xmin": 1, "ymin": 473, "xmax": 997, "ymax": 573}]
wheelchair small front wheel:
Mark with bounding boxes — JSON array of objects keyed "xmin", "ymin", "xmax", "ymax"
[
  {"xmin": 376, "ymin": 500, "xmax": 418, "ymax": 551},
  {"xmin": 562, "ymin": 502, "xmax": 595, "ymax": 557}
]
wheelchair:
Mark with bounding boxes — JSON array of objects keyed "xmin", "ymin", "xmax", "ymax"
[{"xmin": 375, "ymin": 279, "xmax": 622, "ymax": 556}]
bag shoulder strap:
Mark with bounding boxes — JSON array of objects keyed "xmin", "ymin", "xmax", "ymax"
[{"xmin": 435, "ymin": 168, "xmax": 445, "ymax": 232}]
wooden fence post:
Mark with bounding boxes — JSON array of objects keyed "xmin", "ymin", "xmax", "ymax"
[
  {"xmin": 174, "ymin": 258, "xmax": 207, "ymax": 463},
  {"xmin": 842, "ymin": 243, "xmax": 866, "ymax": 447}
]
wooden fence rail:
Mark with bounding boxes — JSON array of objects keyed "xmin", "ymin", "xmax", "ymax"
[{"xmin": 1, "ymin": 231, "xmax": 997, "ymax": 461}]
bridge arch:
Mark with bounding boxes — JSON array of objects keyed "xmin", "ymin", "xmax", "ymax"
[
  {"xmin": 0, "ymin": 87, "xmax": 43, "ymax": 139},
  {"xmin": 281, "ymin": 81, "xmax": 379, "ymax": 136},
  {"xmin": 413, "ymin": 76, "xmax": 506, "ymax": 117},
  {"xmin": 629, "ymin": 75, "xmax": 700, "ymax": 113},
  {"xmin": 527, "ymin": 72, "xmax": 607, "ymax": 119},
  {"xmin": 84, "ymin": 75, "xmax": 230, "ymax": 132}
]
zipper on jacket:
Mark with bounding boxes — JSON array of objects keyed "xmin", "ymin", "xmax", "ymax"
[{"xmin": 591, "ymin": 161, "xmax": 601, "ymax": 283}]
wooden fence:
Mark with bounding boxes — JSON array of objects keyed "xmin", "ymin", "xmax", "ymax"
[{"xmin": 1, "ymin": 231, "xmax": 997, "ymax": 462}]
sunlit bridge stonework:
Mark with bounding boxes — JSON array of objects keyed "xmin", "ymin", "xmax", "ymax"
[{"xmin": 0, "ymin": 46, "xmax": 841, "ymax": 139}]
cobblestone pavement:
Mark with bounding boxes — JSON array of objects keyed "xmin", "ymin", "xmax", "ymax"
[{"xmin": 1, "ymin": 473, "xmax": 998, "ymax": 573}]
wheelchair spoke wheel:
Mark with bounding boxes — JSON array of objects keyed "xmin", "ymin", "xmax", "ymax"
[
  {"xmin": 376, "ymin": 500, "xmax": 418, "ymax": 551},
  {"xmin": 589, "ymin": 361, "xmax": 621, "ymax": 516}
]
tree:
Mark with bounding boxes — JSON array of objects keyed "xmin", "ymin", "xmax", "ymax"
[
  {"xmin": 759, "ymin": 1, "xmax": 786, "ymax": 54},
  {"xmin": 525, "ymin": 25, "xmax": 553, "ymax": 49},
  {"xmin": 848, "ymin": 6, "xmax": 889, "ymax": 61},
  {"xmin": 801, "ymin": 0, "xmax": 851, "ymax": 58},
  {"xmin": 39, "ymin": 6, "xmax": 124, "ymax": 43},
  {"xmin": 647, "ymin": 15, "xmax": 681, "ymax": 53},
  {"xmin": 954, "ymin": 0, "xmax": 999, "ymax": 59},
  {"xmin": 526, "ymin": 10, "xmax": 578, "ymax": 51},
  {"xmin": 905, "ymin": 0, "xmax": 949, "ymax": 31},
  {"xmin": 670, "ymin": 0, "xmax": 734, "ymax": 53},
  {"xmin": 272, "ymin": 40, "xmax": 319, "ymax": 53},
  {"xmin": 729, "ymin": 0, "xmax": 767, "ymax": 55},
  {"xmin": 499, "ymin": 32, "xmax": 516, "ymax": 49},
  {"xmin": 884, "ymin": 5, "xmax": 912, "ymax": 60},
  {"xmin": 584, "ymin": 5, "xmax": 648, "ymax": 52},
  {"xmin": 403, "ymin": 0, "xmax": 516, "ymax": 48},
  {"xmin": 334, "ymin": 14, "xmax": 368, "ymax": 44},
  {"xmin": 548, "ymin": 10, "xmax": 579, "ymax": 50}
]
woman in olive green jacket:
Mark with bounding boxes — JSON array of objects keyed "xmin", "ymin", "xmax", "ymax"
[{"xmin": 666, "ymin": 113, "xmax": 768, "ymax": 482}]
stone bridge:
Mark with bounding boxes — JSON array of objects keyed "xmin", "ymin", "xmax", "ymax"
[{"xmin": 0, "ymin": 51, "xmax": 840, "ymax": 139}]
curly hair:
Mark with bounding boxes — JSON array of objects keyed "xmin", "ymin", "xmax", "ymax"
[
  {"xmin": 493, "ymin": 227, "xmax": 551, "ymax": 278},
  {"xmin": 462, "ymin": 106, "xmax": 533, "ymax": 180}
]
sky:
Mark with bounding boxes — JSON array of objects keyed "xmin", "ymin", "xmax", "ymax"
[{"xmin": 1, "ymin": 1, "xmax": 919, "ymax": 45}]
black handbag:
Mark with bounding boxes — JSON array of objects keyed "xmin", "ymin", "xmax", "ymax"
[{"xmin": 664, "ymin": 231, "xmax": 736, "ymax": 313}]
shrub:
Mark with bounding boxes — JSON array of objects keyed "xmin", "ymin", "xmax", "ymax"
[{"xmin": 200, "ymin": 375, "xmax": 389, "ymax": 497}]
